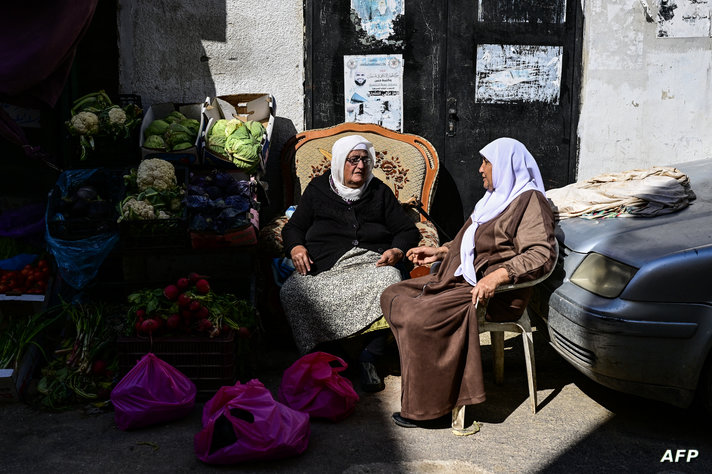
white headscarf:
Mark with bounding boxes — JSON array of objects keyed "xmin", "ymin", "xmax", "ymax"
[
  {"xmin": 330, "ymin": 134, "xmax": 376, "ymax": 201},
  {"xmin": 454, "ymin": 137, "xmax": 546, "ymax": 286}
]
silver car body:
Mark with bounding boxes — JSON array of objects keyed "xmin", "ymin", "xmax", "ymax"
[{"xmin": 531, "ymin": 159, "xmax": 712, "ymax": 408}]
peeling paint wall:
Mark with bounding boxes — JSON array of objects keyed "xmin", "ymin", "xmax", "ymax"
[
  {"xmin": 577, "ymin": 0, "xmax": 712, "ymax": 180},
  {"xmin": 117, "ymin": 0, "xmax": 304, "ymax": 131}
]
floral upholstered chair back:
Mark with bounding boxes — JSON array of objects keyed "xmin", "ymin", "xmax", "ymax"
[{"xmin": 260, "ymin": 123, "xmax": 440, "ymax": 256}]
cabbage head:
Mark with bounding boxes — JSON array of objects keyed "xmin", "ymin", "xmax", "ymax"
[
  {"xmin": 228, "ymin": 141, "xmax": 260, "ymax": 170},
  {"xmin": 208, "ymin": 133, "xmax": 227, "ymax": 156},
  {"xmin": 144, "ymin": 134, "xmax": 167, "ymax": 150},
  {"xmin": 165, "ymin": 110, "xmax": 187, "ymax": 124},
  {"xmin": 165, "ymin": 122, "xmax": 193, "ymax": 148},
  {"xmin": 245, "ymin": 120, "xmax": 265, "ymax": 139},
  {"xmin": 209, "ymin": 119, "xmax": 228, "ymax": 139},
  {"xmin": 225, "ymin": 128, "xmax": 260, "ymax": 169},
  {"xmin": 226, "ymin": 125, "xmax": 251, "ymax": 145},
  {"xmin": 224, "ymin": 119, "xmax": 244, "ymax": 137},
  {"xmin": 144, "ymin": 119, "xmax": 169, "ymax": 138},
  {"xmin": 179, "ymin": 118, "xmax": 200, "ymax": 136}
]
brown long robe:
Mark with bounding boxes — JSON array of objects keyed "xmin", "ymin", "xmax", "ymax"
[{"xmin": 381, "ymin": 190, "xmax": 556, "ymax": 420}]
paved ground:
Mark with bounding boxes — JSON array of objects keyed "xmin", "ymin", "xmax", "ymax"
[{"xmin": 1, "ymin": 329, "xmax": 711, "ymax": 473}]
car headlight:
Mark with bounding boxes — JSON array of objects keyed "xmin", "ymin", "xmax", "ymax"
[{"xmin": 569, "ymin": 252, "xmax": 638, "ymax": 298}]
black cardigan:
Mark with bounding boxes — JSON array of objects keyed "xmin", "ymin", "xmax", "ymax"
[{"xmin": 281, "ymin": 172, "xmax": 420, "ymax": 275}]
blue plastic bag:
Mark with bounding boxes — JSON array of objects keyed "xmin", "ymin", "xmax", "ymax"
[{"xmin": 44, "ymin": 168, "xmax": 120, "ymax": 289}]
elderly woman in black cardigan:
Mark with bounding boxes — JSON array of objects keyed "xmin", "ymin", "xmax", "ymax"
[{"xmin": 280, "ymin": 134, "xmax": 419, "ymax": 392}]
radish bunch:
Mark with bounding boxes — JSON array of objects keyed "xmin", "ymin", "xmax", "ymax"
[{"xmin": 126, "ymin": 273, "xmax": 255, "ymax": 339}]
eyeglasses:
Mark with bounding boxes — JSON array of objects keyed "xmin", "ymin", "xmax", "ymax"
[{"xmin": 345, "ymin": 154, "xmax": 369, "ymax": 165}]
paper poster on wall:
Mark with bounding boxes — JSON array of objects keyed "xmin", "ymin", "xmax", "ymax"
[
  {"xmin": 351, "ymin": 0, "xmax": 405, "ymax": 40},
  {"xmin": 657, "ymin": 0, "xmax": 711, "ymax": 38},
  {"xmin": 344, "ymin": 54, "xmax": 404, "ymax": 132},
  {"xmin": 475, "ymin": 44, "xmax": 562, "ymax": 104}
]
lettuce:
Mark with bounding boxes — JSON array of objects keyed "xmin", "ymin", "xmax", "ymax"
[{"xmin": 143, "ymin": 134, "xmax": 167, "ymax": 150}]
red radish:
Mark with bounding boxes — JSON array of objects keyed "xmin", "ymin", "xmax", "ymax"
[
  {"xmin": 180, "ymin": 309, "xmax": 192, "ymax": 319},
  {"xmin": 163, "ymin": 284, "xmax": 179, "ymax": 300},
  {"xmin": 92, "ymin": 360, "xmax": 107, "ymax": 376},
  {"xmin": 176, "ymin": 277, "xmax": 190, "ymax": 291},
  {"xmin": 188, "ymin": 272, "xmax": 202, "ymax": 284},
  {"xmin": 189, "ymin": 300, "xmax": 201, "ymax": 312},
  {"xmin": 177, "ymin": 293, "xmax": 191, "ymax": 307},
  {"xmin": 197, "ymin": 319, "xmax": 213, "ymax": 332},
  {"xmin": 196, "ymin": 306, "xmax": 209, "ymax": 319},
  {"xmin": 238, "ymin": 327, "xmax": 251, "ymax": 339},
  {"xmin": 141, "ymin": 318, "xmax": 159, "ymax": 334},
  {"xmin": 136, "ymin": 309, "xmax": 146, "ymax": 319},
  {"xmin": 195, "ymin": 279, "xmax": 210, "ymax": 294},
  {"xmin": 166, "ymin": 314, "xmax": 181, "ymax": 329}
]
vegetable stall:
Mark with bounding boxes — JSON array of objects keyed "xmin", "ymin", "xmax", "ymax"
[{"xmin": 0, "ymin": 91, "xmax": 275, "ymax": 408}]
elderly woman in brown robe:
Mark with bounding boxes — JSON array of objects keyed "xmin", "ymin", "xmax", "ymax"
[{"xmin": 381, "ymin": 137, "xmax": 556, "ymax": 430}]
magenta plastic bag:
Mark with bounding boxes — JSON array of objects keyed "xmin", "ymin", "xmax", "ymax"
[
  {"xmin": 194, "ymin": 379, "xmax": 310, "ymax": 464},
  {"xmin": 110, "ymin": 353, "xmax": 196, "ymax": 431},
  {"xmin": 278, "ymin": 351, "xmax": 359, "ymax": 421}
]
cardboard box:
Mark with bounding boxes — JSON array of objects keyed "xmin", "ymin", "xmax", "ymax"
[
  {"xmin": 139, "ymin": 102, "xmax": 204, "ymax": 165},
  {"xmin": 0, "ymin": 345, "xmax": 41, "ymax": 402},
  {"xmin": 200, "ymin": 94, "xmax": 275, "ymax": 174}
]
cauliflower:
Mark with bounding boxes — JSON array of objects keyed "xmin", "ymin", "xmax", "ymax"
[
  {"xmin": 136, "ymin": 158, "xmax": 177, "ymax": 192},
  {"xmin": 69, "ymin": 111, "xmax": 100, "ymax": 135},
  {"xmin": 107, "ymin": 106, "xmax": 127, "ymax": 125},
  {"xmin": 119, "ymin": 197, "xmax": 155, "ymax": 221}
]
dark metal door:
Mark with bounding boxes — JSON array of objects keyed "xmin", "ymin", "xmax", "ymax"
[
  {"xmin": 441, "ymin": 0, "xmax": 582, "ymax": 231},
  {"xmin": 304, "ymin": 0, "xmax": 581, "ymax": 237}
]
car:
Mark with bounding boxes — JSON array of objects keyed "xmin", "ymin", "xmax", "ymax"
[{"xmin": 530, "ymin": 158, "xmax": 712, "ymax": 414}]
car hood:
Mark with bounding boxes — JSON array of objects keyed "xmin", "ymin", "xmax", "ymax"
[{"xmin": 553, "ymin": 159, "xmax": 712, "ymax": 268}]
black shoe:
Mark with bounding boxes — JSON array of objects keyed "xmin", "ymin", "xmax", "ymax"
[
  {"xmin": 392, "ymin": 412, "xmax": 418, "ymax": 428},
  {"xmin": 392, "ymin": 412, "xmax": 451, "ymax": 429},
  {"xmin": 360, "ymin": 361, "xmax": 385, "ymax": 392}
]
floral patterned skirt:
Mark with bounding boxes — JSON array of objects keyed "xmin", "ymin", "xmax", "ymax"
[{"xmin": 279, "ymin": 247, "xmax": 401, "ymax": 354}]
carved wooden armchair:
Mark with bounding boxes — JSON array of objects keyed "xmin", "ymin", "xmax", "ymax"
[{"xmin": 259, "ymin": 123, "xmax": 441, "ymax": 257}]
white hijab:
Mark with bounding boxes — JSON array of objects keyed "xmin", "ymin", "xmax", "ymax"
[
  {"xmin": 454, "ymin": 137, "xmax": 546, "ymax": 286},
  {"xmin": 330, "ymin": 135, "xmax": 375, "ymax": 201}
]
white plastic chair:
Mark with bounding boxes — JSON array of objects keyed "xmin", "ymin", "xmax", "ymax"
[{"xmin": 452, "ymin": 241, "xmax": 558, "ymax": 435}]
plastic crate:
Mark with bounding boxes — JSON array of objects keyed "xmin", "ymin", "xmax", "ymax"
[
  {"xmin": 119, "ymin": 165, "xmax": 189, "ymax": 250},
  {"xmin": 119, "ymin": 213, "xmax": 188, "ymax": 250},
  {"xmin": 116, "ymin": 331, "xmax": 237, "ymax": 400}
]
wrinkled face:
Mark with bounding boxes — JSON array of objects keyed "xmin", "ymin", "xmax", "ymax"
[
  {"xmin": 343, "ymin": 149, "xmax": 369, "ymax": 188},
  {"xmin": 479, "ymin": 156, "xmax": 493, "ymax": 191}
]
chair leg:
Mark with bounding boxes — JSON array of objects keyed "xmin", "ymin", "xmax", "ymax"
[
  {"xmin": 491, "ymin": 330, "xmax": 505, "ymax": 384},
  {"xmin": 451, "ymin": 404, "xmax": 480, "ymax": 436},
  {"xmin": 452, "ymin": 405, "xmax": 465, "ymax": 430},
  {"xmin": 519, "ymin": 318, "xmax": 538, "ymax": 413}
]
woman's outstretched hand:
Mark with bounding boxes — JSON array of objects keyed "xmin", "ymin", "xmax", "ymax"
[
  {"xmin": 406, "ymin": 245, "xmax": 448, "ymax": 265},
  {"xmin": 376, "ymin": 248, "xmax": 404, "ymax": 267},
  {"xmin": 290, "ymin": 245, "xmax": 313, "ymax": 275}
]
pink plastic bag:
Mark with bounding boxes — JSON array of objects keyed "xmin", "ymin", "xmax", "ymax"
[
  {"xmin": 110, "ymin": 353, "xmax": 196, "ymax": 431},
  {"xmin": 278, "ymin": 351, "xmax": 359, "ymax": 421},
  {"xmin": 194, "ymin": 379, "xmax": 310, "ymax": 464}
]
